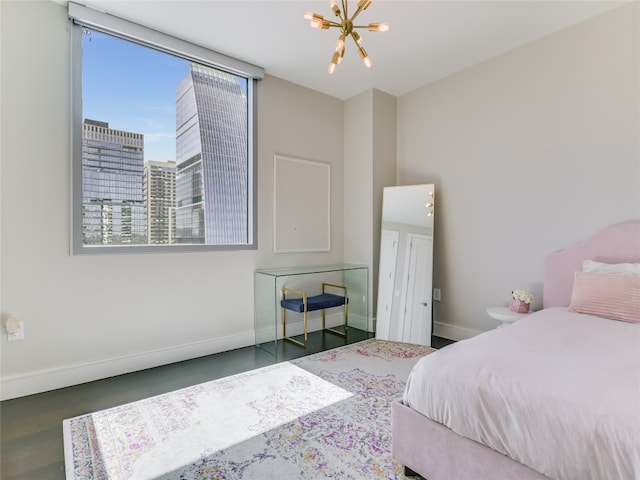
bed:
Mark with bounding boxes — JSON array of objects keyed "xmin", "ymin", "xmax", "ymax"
[{"xmin": 392, "ymin": 220, "xmax": 640, "ymax": 480}]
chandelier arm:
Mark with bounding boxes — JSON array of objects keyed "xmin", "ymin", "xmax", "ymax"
[
  {"xmin": 353, "ymin": 22, "xmax": 388, "ymax": 32},
  {"xmin": 342, "ymin": 0, "xmax": 348, "ymax": 20},
  {"xmin": 306, "ymin": 13, "xmax": 343, "ymax": 28},
  {"xmin": 311, "ymin": 19, "xmax": 342, "ymax": 28},
  {"xmin": 350, "ymin": 5, "xmax": 366, "ymax": 22}
]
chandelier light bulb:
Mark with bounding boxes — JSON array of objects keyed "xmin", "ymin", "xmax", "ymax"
[
  {"xmin": 336, "ymin": 34, "xmax": 346, "ymax": 52},
  {"xmin": 330, "ymin": 0, "xmax": 341, "ymax": 16},
  {"xmin": 329, "ymin": 51, "xmax": 340, "ymax": 74},
  {"xmin": 308, "ymin": 13, "xmax": 327, "ymax": 29},
  {"xmin": 312, "ymin": 19, "xmax": 331, "ymax": 29},
  {"xmin": 368, "ymin": 22, "xmax": 389, "ymax": 32},
  {"xmin": 357, "ymin": 45, "xmax": 371, "ymax": 68}
]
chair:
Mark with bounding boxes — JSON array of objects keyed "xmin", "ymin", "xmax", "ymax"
[{"xmin": 280, "ymin": 283, "xmax": 348, "ymax": 347}]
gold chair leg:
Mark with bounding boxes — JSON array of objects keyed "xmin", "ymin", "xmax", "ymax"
[
  {"xmin": 282, "ymin": 287, "xmax": 308, "ymax": 347},
  {"xmin": 322, "ymin": 283, "xmax": 348, "ymax": 337}
]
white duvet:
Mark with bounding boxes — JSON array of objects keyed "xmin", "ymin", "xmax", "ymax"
[{"xmin": 403, "ymin": 307, "xmax": 640, "ymax": 480}]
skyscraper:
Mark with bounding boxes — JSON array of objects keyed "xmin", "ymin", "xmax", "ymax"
[
  {"xmin": 174, "ymin": 63, "xmax": 248, "ymax": 245},
  {"xmin": 82, "ymin": 119, "xmax": 146, "ymax": 245},
  {"xmin": 144, "ymin": 161, "xmax": 176, "ymax": 244}
]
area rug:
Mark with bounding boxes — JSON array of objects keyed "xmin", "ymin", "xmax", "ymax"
[{"xmin": 63, "ymin": 339, "xmax": 434, "ymax": 479}]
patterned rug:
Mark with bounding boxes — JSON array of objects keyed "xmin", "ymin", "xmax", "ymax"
[{"xmin": 63, "ymin": 339, "xmax": 434, "ymax": 479}]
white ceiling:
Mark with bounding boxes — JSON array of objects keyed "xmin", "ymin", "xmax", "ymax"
[{"xmin": 65, "ymin": 0, "xmax": 627, "ymax": 100}]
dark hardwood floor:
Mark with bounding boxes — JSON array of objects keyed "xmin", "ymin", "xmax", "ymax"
[
  {"xmin": 431, "ymin": 335, "xmax": 455, "ymax": 350},
  {"xmin": 0, "ymin": 331, "xmax": 453, "ymax": 479}
]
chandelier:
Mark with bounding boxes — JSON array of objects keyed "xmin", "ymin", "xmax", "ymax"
[{"xmin": 304, "ymin": 0, "xmax": 389, "ymax": 74}]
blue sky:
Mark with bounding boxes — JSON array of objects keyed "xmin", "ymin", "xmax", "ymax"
[{"xmin": 83, "ymin": 29, "xmax": 189, "ymax": 162}]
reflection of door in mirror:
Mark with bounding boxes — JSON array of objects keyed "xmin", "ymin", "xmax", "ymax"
[{"xmin": 375, "ymin": 184, "xmax": 434, "ymax": 346}]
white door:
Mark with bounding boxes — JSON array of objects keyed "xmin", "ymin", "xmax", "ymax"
[
  {"xmin": 375, "ymin": 229, "xmax": 399, "ymax": 340},
  {"xmin": 401, "ymin": 233, "xmax": 433, "ymax": 346}
]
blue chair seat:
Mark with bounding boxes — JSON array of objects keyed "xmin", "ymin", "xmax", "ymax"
[{"xmin": 280, "ymin": 293, "xmax": 346, "ymax": 313}]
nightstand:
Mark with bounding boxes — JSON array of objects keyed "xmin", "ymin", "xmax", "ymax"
[{"xmin": 486, "ymin": 307, "xmax": 532, "ymax": 328}]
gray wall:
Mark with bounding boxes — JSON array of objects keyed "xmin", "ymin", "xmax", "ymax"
[
  {"xmin": 0, "ymin": 1, "xmax": 344, "ymax": 399},
  {"xmin": 344, "ymin": 89, "xmax": 397, "ymax": 328},
  {"xmin": 397, "ymin": 3, "xmax": 639, "ymax": 337}
]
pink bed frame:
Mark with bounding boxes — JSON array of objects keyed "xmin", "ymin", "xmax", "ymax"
[
  {"xmin": 392, "ymin": 220, "xmax": 640, "ymax": 480},
  {"xmin": 543, "ymin": 221, "xmax": 640, "ymax": 308}
]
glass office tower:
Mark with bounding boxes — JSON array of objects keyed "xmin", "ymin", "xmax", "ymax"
[
  {"xmin": 174, "ymin": 63, "xmax": 248, "ymax": 245},
  {"xmin": 82, "ymin": 119, "xmax": 146, "ymax": 245},
  {"xmin": 144, "ymin": 161, "xmax": 176, "ymax": 244}
]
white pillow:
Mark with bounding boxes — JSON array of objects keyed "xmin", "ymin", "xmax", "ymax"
[{"xmin": 582, "ymin": 259, "xmax": 640, "ymax": 276}]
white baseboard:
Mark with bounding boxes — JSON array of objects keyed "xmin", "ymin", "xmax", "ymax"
[
  {"xmin": 2, "ymin": 314, "xmax": 378, "ymax": 401},
  {"xmin": 433, "ymin": 321, "xmax": 483, "ymax": 341},
  {"xmin": 0, "ymin": 332, "xmax": 255, "ymax": 401}
]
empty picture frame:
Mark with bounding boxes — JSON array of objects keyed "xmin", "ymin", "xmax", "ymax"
[{"xmin": 273, "ymin": 154, "xmax": 331, "ymax": 253}]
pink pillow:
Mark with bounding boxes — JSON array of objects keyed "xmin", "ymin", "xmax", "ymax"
[{"xmin": 568, "ymin": 272, "xmax": 640, "ymax": 323}]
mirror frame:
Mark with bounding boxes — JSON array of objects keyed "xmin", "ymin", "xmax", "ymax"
[{"xmin": 375, "ymin": 184, "xmax": 435, "ymax": 345}]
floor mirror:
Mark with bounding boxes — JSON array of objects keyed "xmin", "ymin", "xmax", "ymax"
[{"xmin": 375, "ymin": 184, "xmax": 434, "ymax": 346}]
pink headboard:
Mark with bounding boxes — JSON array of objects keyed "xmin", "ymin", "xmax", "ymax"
[{"xmin": 543, "ymin": 220, "xmax": 640, "ymax": 308}]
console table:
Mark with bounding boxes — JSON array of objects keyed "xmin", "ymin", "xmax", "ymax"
[{"xmin": 255, "ymin": 264, "xmax": 368, "ymax": 357}]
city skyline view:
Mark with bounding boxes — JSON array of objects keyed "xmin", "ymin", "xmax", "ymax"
[
  {"xmin": 82, "ymin": 28, "xmax": 189, "ymax": 163},
  {"xmin": 80, "ymin": 28, "xmax": 251, "ymax": 247}
]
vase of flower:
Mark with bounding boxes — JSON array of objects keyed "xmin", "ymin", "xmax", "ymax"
[
  {"xmin": 510, "ymin": 299, "xmax": 530, "ymax": 313},
  {"xmin": 510, "ymin": 289, "xmax": 533, "ymax": 313}
]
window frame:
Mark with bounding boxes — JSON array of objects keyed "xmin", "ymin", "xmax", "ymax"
[{"xmin": 69, "ymin": 2, "xmax": 261, "ymax": 254}]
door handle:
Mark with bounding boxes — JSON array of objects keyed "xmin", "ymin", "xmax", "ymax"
[{"xmin": 421, "ymin": 302, "xmax": 428, "ymax": 307}]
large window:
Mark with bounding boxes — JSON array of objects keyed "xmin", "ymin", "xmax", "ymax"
[{"xmin": 70, "ymin": 3, "xmax": 262, "ymax": 253}]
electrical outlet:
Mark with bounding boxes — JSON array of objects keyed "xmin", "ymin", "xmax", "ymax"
[
  {"xmin": 7, "ymin": 320, "xmax": 24, "ymax": 341},
  {"xmin": 433, "ymin": 288, "xmax": 442, "ymax": 302}
]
